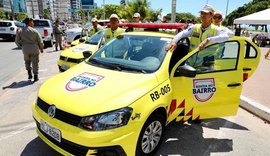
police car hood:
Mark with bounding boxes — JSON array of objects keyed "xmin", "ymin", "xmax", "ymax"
[
  {"xmin": 38, "ymin": 63, "xmax": 159, "ymax": 116},
  {"xmin": 60, "ymin": 43, "xmax": 98, "ymax": 59}
]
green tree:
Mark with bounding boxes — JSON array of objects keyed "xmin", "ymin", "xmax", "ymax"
[
  {"xmin": 15, "ymin": 12, "xmax": 28, "ymax": 21},
  {"xmin": 224, "ymin": 0, "xmax": 270, "ymax": 26},
  {"xmin": 0, "ymin": 8, "xmax": 5, "ymax": 19},
  {"xmin": 127, "ymin": 0, "xmax": 150, "ymax": 21},
  {"xmin": 43, "ymin": 8, "xmax": 51, "ymax": 19}
]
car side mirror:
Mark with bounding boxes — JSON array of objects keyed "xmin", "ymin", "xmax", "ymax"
[
  {"xmin": 174, "ymin": 64, "xmax": 196, "ymax": 77},
  {"xmin": 83, "ymin": 51, "xmax": 92, "ymax": 59},
  {"xmin": 79, "ymin": 38, "xmax": 85, "ymax": 43}
]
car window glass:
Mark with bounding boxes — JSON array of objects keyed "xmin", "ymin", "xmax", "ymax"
[
  {"xmin": 34, "ymin": 20, "xmax": 49, "ymax": 27},
  {"xmin": 86, "ymin": 30, "xmax": 105, "ymax": 45},
  {"xmin": 185, "ymin": 41, "xmax": 239, "ymax": 73},
  {"xmin": 244, "ymin": 41, "xmax": 257, "ymax": 58},
  {"xmin": 0, "ymin": 22, "xmax": 12, "ymax": 27}
]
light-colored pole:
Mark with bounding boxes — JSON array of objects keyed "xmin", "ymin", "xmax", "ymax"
[
  {"xmin": 171, "ymin": 0, "xmax": 176, "ymax": 23},
  {"xmin": 225, "ymin": 0, "xmax": 229, "ymax": 17},
  {"xmin": 103, "ymin": 0, "xmax": 105, "ymax": 19},
  {"xmin": 9, "ymin": 0, "xmax": 15, "ymax": 20}
]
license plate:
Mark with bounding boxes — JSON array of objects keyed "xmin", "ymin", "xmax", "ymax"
[
  {"xmin": 0, "ymin": 28, "xmax": 5, "ymax": 31},
  {"xmin": 61, "ymin": 65, "xmax": 70, "ymax": 70},
  {"xmin": 40, "ymin": 120, "xmax": 61, "ymax": 142}
]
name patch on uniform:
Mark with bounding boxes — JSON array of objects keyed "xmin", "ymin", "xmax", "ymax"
[
  {"xmin": 192, "ymin": 78, "xmax": 216, "ymax": 102},
  {"xmin": 106, "ymin": 35, "xmax": 111, "ymax": 39},
  {"xmin": 65, "ymin": 72, "xmax": 104, "ymax": 92},
  {"xmin": 192, "ymin": 32, "xmax": 200, "ymax": 38}
]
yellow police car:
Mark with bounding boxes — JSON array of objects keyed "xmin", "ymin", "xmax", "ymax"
[
  {"xmin": 57, "ymin": 29, "xmax": 105, "ymax": 72},
  {"xmin": 32, "ymin": 23, "xmax": 260, "ymax": 156}
]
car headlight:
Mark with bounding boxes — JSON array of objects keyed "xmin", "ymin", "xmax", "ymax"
[{"xmin": 79, "ymin": 107, "xmax": 133, "ymax": 131}]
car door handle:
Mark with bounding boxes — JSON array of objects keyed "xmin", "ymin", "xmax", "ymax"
[
  {"xmin": 227, "ymin": 83, "xmax": 241, "ymax": 87},
  {"xmin": 243, "ymin": 68, "xmax": 252, "ymax": 71}
]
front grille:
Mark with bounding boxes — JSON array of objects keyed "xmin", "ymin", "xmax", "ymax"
[
  {"xmin": 35, "ymin": 120, "xmax": 89, "ymax": 156},
  {"xmin": 37, "ymin": 97, "xmax": 82, "ymax": 127},
  {"xmin": 59, "ymin": 56, "xmax": 82, "ymax": 63}
]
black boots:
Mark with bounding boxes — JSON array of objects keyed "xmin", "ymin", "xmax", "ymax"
[
  {"xmin": 34, "ymin": 75, "xmax": 39, "ymax": 82},
  {"xmin": 28, "ymin": 70, "xmax": 32, "ymax": 80}
]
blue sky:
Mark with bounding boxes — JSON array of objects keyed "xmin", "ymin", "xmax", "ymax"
[{"xmin": 95, "ymin": 0, "xmax": 253, "ymax": 17}]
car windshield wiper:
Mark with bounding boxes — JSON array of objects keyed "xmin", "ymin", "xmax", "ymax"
[{"xmin": 110, "ymin": 63, "xmax": 147, "ymax": 74}]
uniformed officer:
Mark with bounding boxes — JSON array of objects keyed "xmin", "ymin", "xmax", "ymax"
[
  {"xmin": 132, "ymin": 12, "xmax": 144, "ymax": 32},
  {"xmin": 89, "ymin": 18, "xmax": 103, "ymax": 36},
  {"xmin": 53, "ymin": 20, "xmax": 64, "ymax": 51},
  {"xmin": 166, "ymin": 4, "xmax": 232, "ymax": 52},
  {"xmin": 104, "ymin": 14, "xmax": 125, "ymax": 44},
  {"xmin": 212, "ymin": 11, "xmax": 234, "ymax": 36},
  {"xmin": 15, "ymin": 17, "xmax": 43, "ymax": 82}
]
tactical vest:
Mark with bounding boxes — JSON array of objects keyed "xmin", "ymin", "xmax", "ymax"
[
  {"xmin": 104, "ymin": 27, "xmax": 125, "ymax": 43},
  {"xmin": 89, "ymin": 25, "xmax": 103, "ymax": 36}
]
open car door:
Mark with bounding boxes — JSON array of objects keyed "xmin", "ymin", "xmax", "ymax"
[{"xmin": 167, "ymin": 37, "xmax": 260, "ymax": 123}]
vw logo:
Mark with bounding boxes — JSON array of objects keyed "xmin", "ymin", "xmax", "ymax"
[
  {"xmin": 64, "ymin": 57, "xmax": 68, "ymax": 62},
  {"xmin": 48, "ymin": 105, "xmax": 56, "ymax": 118}
]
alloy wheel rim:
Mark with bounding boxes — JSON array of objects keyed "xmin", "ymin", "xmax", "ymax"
[{"xmin": 141, "ymin": 121, "xmax": 162, "ymax": 153}]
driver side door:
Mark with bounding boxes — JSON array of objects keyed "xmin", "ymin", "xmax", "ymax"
[{"xmin": 168, "ymin": 40, "xmax": 244, "ymax": 122}]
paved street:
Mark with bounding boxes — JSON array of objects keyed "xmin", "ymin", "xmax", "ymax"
[{"xmin": 0, "ymin": 41, "xmax": 270, "ymax": 156}]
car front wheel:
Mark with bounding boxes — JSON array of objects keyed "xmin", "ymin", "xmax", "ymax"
[{"xmin": 136, "ymin": 113, "xmax": 165, "ymax": 156}]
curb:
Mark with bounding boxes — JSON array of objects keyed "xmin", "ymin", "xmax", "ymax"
[{"xmin": 240, "ymin": 95, "xmax": 270, "ymax": 123}]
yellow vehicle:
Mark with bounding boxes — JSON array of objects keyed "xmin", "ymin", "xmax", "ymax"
[
  {"xmin": 57, "ymin": 29, "xmax": 105, "ymax": 72},
  {"xmin": 32, "ymin": 24, "xmax": 260, "ymax": 156}
]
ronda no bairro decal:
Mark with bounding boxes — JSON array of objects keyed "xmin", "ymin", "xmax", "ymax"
[
  {"xmin": 65, "ymin": 72, "xmax": 104, "ymax": 92},
  {"xmin": 193, "ymin": 78, "xmax": 216, "ymax": 102}
]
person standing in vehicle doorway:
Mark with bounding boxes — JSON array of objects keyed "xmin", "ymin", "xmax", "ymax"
[
  {"xmin": 89, "ymin": 18, "xmax": 103, "ymax": 36},
  {"xmin": 104, "ymin": 14, "xmax": 125, "ymax": 44},
  {"xmin": 15, "ymin": 17, "xmax": 43, "ymax": 82},
  {"xmin": 166, "ymin": 4, "xmax": 232, "ymax": 52},
  {"xmin": 53, "ymin": 20, "xmax": 64, "ymax": 51}
]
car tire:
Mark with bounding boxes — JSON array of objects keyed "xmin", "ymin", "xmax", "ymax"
[{"xmin": 136, "ymin": 113, "xmax": 165, "ymax": 156}]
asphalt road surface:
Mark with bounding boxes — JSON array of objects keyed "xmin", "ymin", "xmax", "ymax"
[{"xmin": 0, "ymin": 41, "xmax": 269, "ymax": 156}]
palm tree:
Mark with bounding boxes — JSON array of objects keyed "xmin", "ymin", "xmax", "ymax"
[{"xmin": 127, "ymin": 0, "xmax": 150, "ymax": 21}]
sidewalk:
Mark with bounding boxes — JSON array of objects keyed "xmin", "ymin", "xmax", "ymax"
[{"xmin": 240, "ymin": 47, "xmax": 270, "ymax": 122}]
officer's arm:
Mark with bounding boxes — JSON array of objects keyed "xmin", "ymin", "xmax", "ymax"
[
  {"xmin": 165, "ymin": 26, "xmax": 193, "ymax": 51},
  {"xmin": 208, "ymin": 27, "xmax": 232, "ymax": 44},
  {"xmin": 35, "ymin": 30, "xmax": 44, "ymax": 51},
  {"xmin": 15, "ymin": 31, "xmax": 22, "ymax": 48}
]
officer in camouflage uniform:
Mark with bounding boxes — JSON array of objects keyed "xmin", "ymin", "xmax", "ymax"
[
  {"xmin": 15, "ymin": 17, "xmax": 43, "ymax": 82},
  {"xmin": 53, "ymin": 20, "xmax": 64, "ymax": 51}
]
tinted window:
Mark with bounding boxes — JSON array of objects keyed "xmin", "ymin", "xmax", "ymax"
[
  {"xmin": 34, "ymin": 20, "xmax": 50, "ymax": 27},
  {"xmin": 0, "ymin": 22, "xmax": 12, "ymax": 27},
  {"xmin": 186, "ymin": 41, "xmax": 240, "ymax": 73}
]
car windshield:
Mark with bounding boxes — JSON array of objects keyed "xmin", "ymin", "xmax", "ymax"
[
  {"xmin": 85, "ymin": 30, "xmax": 105, "ymax": 45},
  {"xmin": 83, "ymin": 22, "xmax": 92, "ymax": 29},
  {"xmin": 87, "ymin": 34, "xmax": 171, "ymax": 73},
  {"xmin": 34, "ymin": 20, "xmax": 49, "ymax": 27}
]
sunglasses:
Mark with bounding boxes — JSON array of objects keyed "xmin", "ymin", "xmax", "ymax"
[{"xmin": 213, "ymin": 16, "xmax": 222, "ymax": 20}]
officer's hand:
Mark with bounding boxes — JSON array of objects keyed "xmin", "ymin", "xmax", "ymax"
[
  {"xmin": 198, "ymin": 39, "xmax": 209, "ymax": 51},
  {"xmin": 165, "ymin": 42, "xmax": 177, "ymax": 51}
]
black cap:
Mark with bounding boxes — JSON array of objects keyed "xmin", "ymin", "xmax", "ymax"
[{"xmin": 23, "ymin": 18, "xmax": 33, "ymax": 25}]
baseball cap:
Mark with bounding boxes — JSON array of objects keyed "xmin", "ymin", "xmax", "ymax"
[
  {"xmin": 200, "ymin": 4, "xmax": 215, "ymax": 14},
  {"xmin": 133, "ymin": 12, "xmax": 140, "ymax": 18},
  {"xmin": 109, "ymin": 14, "xmax": 119, "ymax": 20},
  {"xmin": 214, "ymin": 11, "xmax": 223, "ymax": 16},
  {"xmin": 91, "ymin": 18, "xmax": 98, "ymax": 22}
]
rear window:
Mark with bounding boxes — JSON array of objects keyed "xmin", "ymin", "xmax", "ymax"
[
  {"xmin": 0, "ymin": 22, "xmax": 12, "ymax": 27},
  {"xmin": 34, "ymin": 20, "xmax": 50, "ymax": 27}
]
